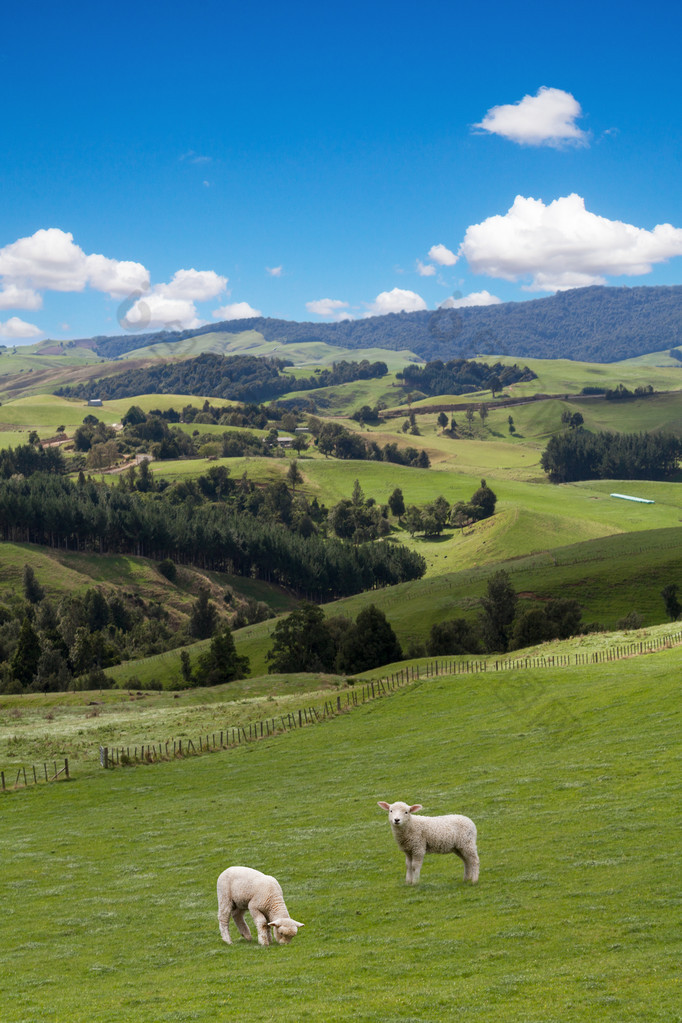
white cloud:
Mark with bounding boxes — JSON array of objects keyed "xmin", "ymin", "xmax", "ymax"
[
  {"xmin": 0, "ymin": 228, "xmax": 150, "ymax": 299},
  {"xmin": 120, "ymin": 268, "xmax": 229, "ymax": 331},
  {"xmin": 305, "ymin": 298, "xmax": 352, "ymax": 320},
  {"xmin": 416, "ymin": 260, "xmax": 436, "ymax": 277},
  {"xmin": 266, "ymin": 265, "xmax": 283, "ymax": 277},
  {"xmin": 428, "ymin": 243, "xmax": 458, "ymax": 266},
  {"xmin": 213, "ymin": 301, "xmax": 262, "ymax": 320},
  {"xmin": 459, "ymin": 193, "xmax": 682, "ymax": 291},
  {"xmin": 0, "ymin": 283, "xmax": 43, "ymax": 310},
  {"xmin": 84, "ymin": 253, "xmax": 152, "ymax": 298},
  {"xmin": 120, "ymin": 294, "xmax": 204, "ymax": 331},
  {"xmin": 474, "ymin": 86, "xmax": 588, "ymax": 148},
  {"xmin": 160, "ymin": 268, "xmax": 227, "ymax": 301},
  {"xmin": 0, "ymin": 316, "xmax": 43, "ymax": 339},
  {"xmin": 439, "ymin": 290, "xmax": 502, "ymax": 308},
  {"xmin": 364, "ymin": 288, "xmax": 427, "ymax": 316}
]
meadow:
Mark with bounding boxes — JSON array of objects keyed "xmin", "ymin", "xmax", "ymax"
[
  {"xmin": 1, "ymin": 338, "xmax": 681, "ymax": 1021},
  {"xmin": 1, "ymin": 641, "xmax": 680, "ymax": 1022}
]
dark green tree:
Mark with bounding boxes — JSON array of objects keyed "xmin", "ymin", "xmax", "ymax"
[
  {"xmin": 11, "ymin": 617, "xmax": 41, "ymax": 686},
  {"xmin": 189, "ymin": 586, "xmax": 218, "ymax": 639},
  {"xmin": 470, "ymin": 479, "xmax": 497, "ymax": 519},
  {"xmin": 336, "ymin": 605, "xmax": 402, "ymax": 673},
  {"xmin": 23, "ymin": 564, "xmax": 45, "ymax": 604},
  {"xmin": 286, "ymin": 458, "xmax": 303, "ymax": 498},
  {"xmin": 179, "ymin": 650, "xmax": 193, "ymax": 683},
  {"xmin": 194, "ymin": 625, "xmax": 249, "ymax": 686},
  {"xmin": 661, "ymin": 584, "xmax": 681, "ymax": 621},
  {"xmin": 388, "ymin": 487, "xmax": 405, "ymax": 518},
  {"xmin": 479, "ymin": 570, "xmax": 517, "ymax": 652},
  {"xmin": 428, "ymin": 618, "xmax": 481, "ymax": 655},
  {"xmin": 266, "ymin": 602, "xmax": 334, "ymax": 673}
]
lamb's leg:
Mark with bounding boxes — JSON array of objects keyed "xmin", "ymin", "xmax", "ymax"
[
  {"xmin": 218, "ymin": 903, "xmax": 233, "ymax": 944},
  {"xmin": 404, "ymin": 852, "xmax": 414, "ymax": 884},
  {"xmin": 465, "ymin": 847, "xmax": 479, "ymax": 884},
  {"xmin": 251, "ymin": 909, "xmax": 270, "ymax": 946},
  {"xmin": 409, "ymin": 852, "xmax": 424, "ymax": 885},
  {"xmin": 232, "ymin": 908, "xmax": 252, "ymax": 940},
  {"xmin": 460, "ymin": 842, "xmax": 480, "ymax": 883}
]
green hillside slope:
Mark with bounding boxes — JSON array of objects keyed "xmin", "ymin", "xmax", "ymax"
[{"xmin": 1, "ymin": 642, "xmax": 679, "ymax": 1022}]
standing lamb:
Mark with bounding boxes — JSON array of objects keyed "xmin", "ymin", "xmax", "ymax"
[
  {"xmin": 217, "ymin": 866, "xmax": 304, "ymax": 946},
  {"xmin": 377, "ymin": 800, "xmax": 479, "ymax": 885}
]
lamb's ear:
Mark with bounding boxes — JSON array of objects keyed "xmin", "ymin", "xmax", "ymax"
[
  {"xmin": 377, "ymin": 801, "xmax": 390, "ymax": 811},
  {"xmin": 409, "ymin": 804, "xmax": 423, "ymax": 813},
  {"xmin": 291, "ymin": 920, "xmax": 304, "ymax": 928}
]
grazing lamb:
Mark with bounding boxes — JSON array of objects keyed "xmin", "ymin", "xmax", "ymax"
[
  {"xmin": 217, "ymin": 866, "xmax": 304, "ymax": 946},
  {"xmin": 377, "ymin": 800, "xmax": 479, "ymax": 885}
]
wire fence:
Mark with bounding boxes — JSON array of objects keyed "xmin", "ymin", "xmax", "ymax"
[
  {"xmin": 99, "ymin": 626, "xmax": 682, "ymax": 769},
  {"xmin": 1, "ymin": 759, "xmax": 69, "ymax": 792}
]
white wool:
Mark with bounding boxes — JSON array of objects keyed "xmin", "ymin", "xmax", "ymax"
[
  {"xmin": 217, "ymin": 866, "xmax": 304, "ymax": 946},
  {"xmin": 377, "ymin": 800, "xmax": 479, "ymax": 885}
]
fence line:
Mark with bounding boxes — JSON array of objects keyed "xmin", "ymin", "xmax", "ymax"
[
  {"xmin": 1, "ymin": 759, "xmax": 69, "ymax": 792},
  {"xmin": 98, "ymin": 628, "xmax": 682, "ymax": 770}
]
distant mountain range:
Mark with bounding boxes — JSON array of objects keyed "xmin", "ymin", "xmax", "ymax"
[{"xmin": 77, "ymin": 284, "xmax": 682, "ymax": 363}]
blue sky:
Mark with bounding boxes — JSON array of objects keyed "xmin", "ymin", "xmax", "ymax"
[{"xmin": 3, "ymin": 0, "xmax": 682, "ymax": 343}]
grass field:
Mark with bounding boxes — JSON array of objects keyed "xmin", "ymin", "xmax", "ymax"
[
  {"xmin": 1, "ymin": 344, "xmax": 681, "ymax": 1021},
  {"xmin": 1, "ymin": 641, "xmax": 680, "ymax": 1022}
]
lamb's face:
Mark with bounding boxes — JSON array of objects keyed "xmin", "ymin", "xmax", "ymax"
[
  {"xmin": 377, "ymin": 800, "xmax": 423, "ymax": 826},
  {"xmin": 388, "ymin": 802, "xmax": 412, "ymax": 827},
  {"xmin": 270, "ymin": 919, "xmax": 304, "ymax": 944}
]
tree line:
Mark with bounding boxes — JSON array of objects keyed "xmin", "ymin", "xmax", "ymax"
[
  {"xmin": 541, "ymin": 429, "xmax": 682, "ymax": 483},
  {"xmin": 396, "ymin": 359, "xmax": 535, "ymax": 397},
  {"xmin": 0, "ymin": 474, "xmax": 426, "ymax": 601},
  {"xmin": 308, "ymin": 419, "xmax": 430, "ymax": 467},
  {"xmin": 54, "ymin": 354, "xmax": 387, "ymax": 405}
]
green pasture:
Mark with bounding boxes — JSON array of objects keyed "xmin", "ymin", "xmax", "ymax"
[
  {"xmin": 4, "ymin": 623, "xmax": 681, "ymax": 770},
  {"xmin": 279, "ymin": 455, "xmax": 682, "ymax": 536},
  {"xmin": 282, "ymin": 376, "xmax": 403, "ymax": 414},
  {"xmin": 393, "ymin": 356, "xmax": 682, "ymax": 416},
  {"xmin": 488, "ymin": 354, "xmax": 682, "ymax": 398},
  {"xmin": 0, "ymin": 671, "xmax": 348, "ymax": 769},
  {"xmin": 0, "ymin": 393, "xmax": 89, "ymax": 430},
  {"xmin": 0, "ymin": 393, "xmax": 230, "ymax": 438},
  {"xmin": 100, "ymin": 393, "xmax": 223, "ymax": 418},
  {"xmin": 0, "ymin": 351, "xmax": 105, "ymax": 401},
  {"xmin": 1, "ymin": 643, "xmax": 680, "ymax": 1022},
  {"xmin": 0, "ymin": 429, "xmax": 35, "ymax": 450},
  {"xmin": 620, "ymin": 345, "xmax": 682, "ymax": 367},
  {"xmin": 571, "ymin": 392, "xmax": 682, "ymax": 436}
]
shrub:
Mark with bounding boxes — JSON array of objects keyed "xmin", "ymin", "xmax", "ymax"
[{"xmin": 157, "ymin": 558, "xmax": 177, "ymax": 582}]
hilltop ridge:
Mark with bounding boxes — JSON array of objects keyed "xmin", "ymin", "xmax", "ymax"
[{"xmin": 55, "ymin": 283, "xmax": 682, "ymax": 364}]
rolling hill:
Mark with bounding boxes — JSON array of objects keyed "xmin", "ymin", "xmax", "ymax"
[{"xmin": 50, "ymin": 283, "xmax": 682, "ymax": 364}]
